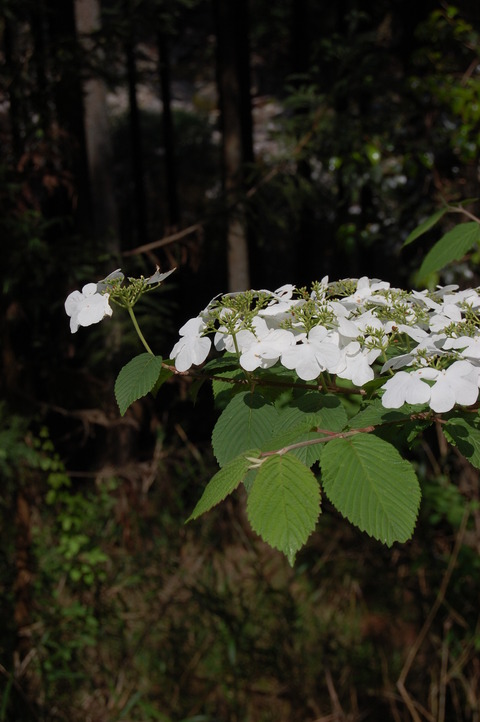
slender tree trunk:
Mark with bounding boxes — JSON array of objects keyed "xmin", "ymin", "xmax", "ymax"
[
  {"xmin": 214, "ymin": 0, "xmax": 254, "ymax": 291},
  {"xmin": 30, "ymin": 0, "xmax": 50, "ymax": 138},
  {"xmin": 74, "ymin": 0, "xmax": 119, "ymax": 248},
  {"xmin": 46, "ymin": 0, "xmax": 92, "ymax": 233},
  {"xmin": 124, "ymin": 0, "xmax": 148, "ymax": 247},
  {"xmin": 158, "ymin": 30, "xmax": 180, "ymax": 227}
]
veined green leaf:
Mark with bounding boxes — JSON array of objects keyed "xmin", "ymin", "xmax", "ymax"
[
  {"xmin": 416, "ymin": 221, "xmax": 480, "ymax": 281},
  {"xmin": 187, "ymin": 450, "xmax": 261, "ymax": 521},
  {"xmin": 261, "ymin": 428, "xmax": 325, "ymax": 466},
  {"xmin": 211, "ymin": 368, "xmax": 247, "ymax": 409},
  {"xmin": 151, "ymin": 362, "xmax": 175, "ymax": 396},
  {"xmin": 320, "ymin": 434, "xmax": 421, "ymax": 545},
  {"xmin": 348, "ymin": 399, "xmax": 430, "ymax": 429},
  {"xmin": 444, "ymin": 414, "xmax": 480, "ymax": 469},
  {"xmin": 403, "ymin": 208, "xmax": 447, "ymax": 247},
  {"xmin": 115, "ymin": 354, "xmax": 163, "ymax": 416},
  {"xmin": 247, "ymin": 454, "xmax": 321, "ymax": 565},
  {"xmin": 203, "ymin": 353, "xmax": 241, "ymax": 375},
  {"xmin": 274, "ymin": 392, "xmax": 347, "ymax": 434},
  {"xmin": 212, "ymin": 391, "xmax": 278, "ymax": 467},
  {"xmin": 259, "ymin": 393, "xmax": 347, "ymax": 465}
]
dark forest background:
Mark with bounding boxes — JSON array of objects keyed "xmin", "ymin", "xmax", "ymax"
[{"xmin": 2, "ymin": 1, "xmax": 480, "ymax": 720}]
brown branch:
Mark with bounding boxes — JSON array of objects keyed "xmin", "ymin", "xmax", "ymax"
[
  {"xmin": 122, "ymin": 222, "xmax": 202, "ymax": 257},
  {"xmin": 124, "ymin": 107, "xmax": 326, "ymax": 258}
]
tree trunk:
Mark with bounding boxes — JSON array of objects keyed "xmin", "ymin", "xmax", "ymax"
[
  {"xmin": 74, "ymin": 0, "xmax": 119, "ymax": 248},
  {"xmin": 45, "ymin": 0, "xmax": 92, "ymax": 234},
  {"xmin": 158, "ymin": 30, "xmax": 180, "ymax": 227},
  {"xmin": 30, "ymin": 0, "xmax": 51, "ymax": 139},
  {"xmin": 124, "ymin": 0, "xmax": 148, "ymax": 247},
  {"xmin": 214, "ymin": 0, "xmax": 254, "ymax": 291}
]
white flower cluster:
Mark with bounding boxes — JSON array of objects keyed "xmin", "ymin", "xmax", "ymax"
[
  {"xmin": 170, "ymin": 277, "xmax": 480, "ymax": 414},
  {"xmin": 64, "ymin": 268, "xmax": 175, "ymax": 333}
]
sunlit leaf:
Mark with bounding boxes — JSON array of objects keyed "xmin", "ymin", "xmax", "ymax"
[
  {"xmin": 247, "ymin": 454, "xmax": 321, "ymax": 565},
  {"xmin": 115, "ymin": 354, "xmax": 163, "ymax": 416},
  {"xmin": 416, "ymin": 221, "xmax": 480, "ymax": 280},
  {"xmin": 212, "ymin": 391, "xmax": 278, "ymax": 467},
  {"xmin": 187, "ymin": 450, "xmax": 261, "ymax": 521},
  {"xmin": 320, "ymin": 434, "xmax": 421, "ymax": 545},
  {"xmin": 403, "ymin": 208, "xmax": 447, "ymax": 246}
]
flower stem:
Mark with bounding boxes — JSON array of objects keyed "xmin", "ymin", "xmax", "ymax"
[{"xmin": 127, "ymin": 305, "xmax": 154, "ymax": 355}]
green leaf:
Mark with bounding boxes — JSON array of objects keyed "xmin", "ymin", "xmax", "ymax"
[
  {"xmin": 211, "ymin": 368, "xmax": 247, "ymax": 409},
  {"xmin": 187, "ymin": 450, "xmax": 261, "ymax": 521},
  {"xmin": 260, "ymin": 392, "xmax": 348, "ymax": 465},
  {"xmin": 348, "ymin": 399, "xmax": 430, "ymax": 429},
  {"xmin": 274, "ymin": 392, "xmax": 347, "ymax": 434},
  {"xmin": 416, "ymin": 221, "xmax": 480, "ymax": 280},
  {"xmin": 403, "ymin": 208, "xmax": 447, "ymax": 246},
  {"xmin": 444, "ymin": 414, "xmax": 480, "ymax": 469},
  {"xmin": 212, "ymin": 391, "xmax": 278, "ymax": 467},
  {"xmin": 247, "ymin": 454, "xmax": 321, "ymax": 565},
  {"xmin": 151, "ymin": 362, "xmax": 174, "ymax": 396},
  {"xmin": 115, "ymin": 354, "xmax": 164, "ymax": 416},
  {"xmin": 260, "ymin": 428, "xmax": 325, "ymax": 466},
  {"xmin": 202, "ymin": 353, "xmax": 240, "ymax": 375},
  {"xmin": 320, "ymin": 434, "xmax": 421, "ymax": 545}
]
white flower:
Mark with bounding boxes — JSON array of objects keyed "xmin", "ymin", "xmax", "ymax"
[
  {"xmin": 280, "ymin": 326, "xmax": 341, "ymax": 380},
  {"xmin": 258, "ymin": 284, "xmax": 303, "ymax": 326},
  {"xmin": 170, "ymin": 317, "xmax": 211, "ymax": 372},
  {"xmin": 429, "ymin": 303, "xmax": 462, "ymax": 332},
  {"xmin": 381, "ymin": 361, "xmax": 479, "ymax": 412},
  {"xmin": 341, "ymin": 276, "xmax": 390, "ymax": 310},
  {"xmin": 239, "ymin": 326, "xmax": 295, "ymax": 371},
  {"xmin": 381, "ymin": 368, "xmax": 434, "ymax": 408},
  {"xmin": 65, "ymin": 283, "xmax": 113, "ymax": 333},
  {"xmin": 335, "ymin": 344, "xmax": 381, "ymax": 386},
  {"xmin": 428, "ymin": 361, "xmax": 479, "ymax": 413},
  {"xmin": 443, "ymin": 335, "xmax": 480, "ymax": 360}
]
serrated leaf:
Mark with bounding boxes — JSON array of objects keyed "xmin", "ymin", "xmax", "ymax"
[
  {"xmin": 151, "ymin": 362, "xmax": 174, "ymax": 396},
  {"xmin": 261, "ymin": 428, "xmax": 325, "ymax": 466},
  {"xmin": 274, "ymin": 392, "xmax": 347, "ymax": 434},
  {"xmin": 444, "ymin": 415, "xmax": 480, "ymax": 469},
  {"xmin": 320, "ymin": 434, "xmax": 421, "ymax": 545},
  {"xmin": 212, "ymin": 392, "xmax": 278, "ymax": 467},
  {"xmin": 187, "ymin": 449, "xmax": 261, "ymax": 521},
  {"xmin": 348, "ymin": 399, "xmax": 429, "ymax": 429},
  {"xmin": 260, "ymin": 393, "xmax": 347, "ymax": 465},
  {"xmin": 211, "ymin": 368, "xmax": 247, "ymax": 409},
  {"xmin": 416, "ymin": 221, "xmax": 480, "ymax": 280},
  {"xmin": 247, "ymin": 454, "xmax": 321, "ymax": 565},
  {"xmin": 202, "ymin": 353, "xmax": 240, "ymax": 374},
  {"xmin": 403, "ymin": 208, "xmax": 447, "ymax": 246},
  {"xmin": 115, "ymin": 354, "xmax": 163, "ymax": 415}
]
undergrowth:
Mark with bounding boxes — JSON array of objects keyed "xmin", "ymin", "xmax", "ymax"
[{"xmin": 1, "ymin": 409, "xmax": 480, "ymax": 722}]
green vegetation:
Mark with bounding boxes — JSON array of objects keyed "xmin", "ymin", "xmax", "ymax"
[{"xmin": 2, "ymin": 1, "xmax": 480, "ymax": 720}]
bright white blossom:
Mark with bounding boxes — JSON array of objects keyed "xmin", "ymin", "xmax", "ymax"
[
  {"xmin": 160, "ymin": 274, "xmax": 480, "ymax": 413},
  {"xmin": 336, "ymin": 345, "xmax": 381, "ymax": 386},
  {"xmin": 240, "ymin": 324, "xmax": 295, "ymax": 371},
  {"xmin": 65, "ymin": 283, "xmax": 112, "ymax": 333},
  {"xmin": 170, "ymin": 317, "xmax": 211, "ymax": 372},
  {"xmin": 280, "ymin": 326, "xmax": 341, "ymax": 380},
  {"xmin": 340, "ymin": 276, "xmax": 390, "ymax": 310},
  {"xmin": 381, "ymin": 368, "xmax": 436, "ymax": 408},
  {"xmin": 428, "ymin": 361, "xmax": 479, "ymax": 413}
]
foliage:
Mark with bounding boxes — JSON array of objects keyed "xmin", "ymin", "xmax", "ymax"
[{"xmin": 78, "ymin": 209, "xmax": 480, "ymax": 567}]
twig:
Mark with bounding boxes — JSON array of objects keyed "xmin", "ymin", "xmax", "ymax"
[
  {"xmin": 122, "ymin": 222, "xmax": 202, "ymax": 256},
  {"xmin": 396, "ymin": 509, "xmax": 470, "ymax": 721}
]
